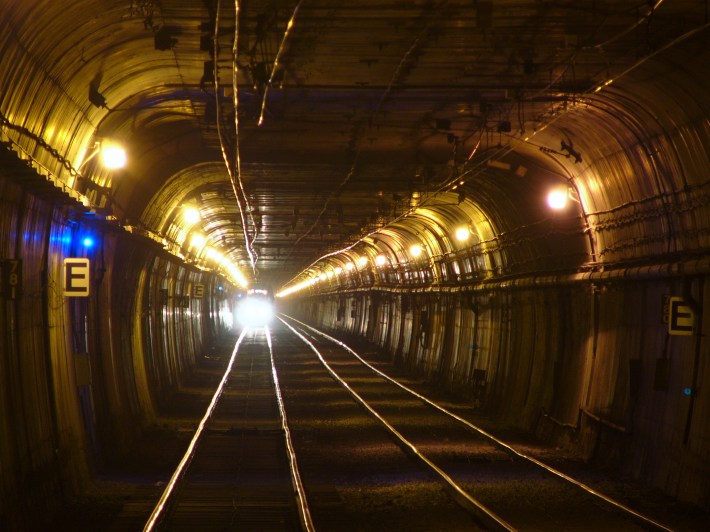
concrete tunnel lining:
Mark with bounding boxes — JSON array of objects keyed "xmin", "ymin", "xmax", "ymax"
[{"xmin": 1, "ymin": 1, "xmax": 709, "ymax": 527}]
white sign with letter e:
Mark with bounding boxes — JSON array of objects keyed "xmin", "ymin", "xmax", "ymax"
[
  {"xmin": 193, "ymin": 283, "xmax": 204, "ymax": 299},
  {"xmin": 64, "ymin": 258, "xmax": 90, "ymax": 297}
]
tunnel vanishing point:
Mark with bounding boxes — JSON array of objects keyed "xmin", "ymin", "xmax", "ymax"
[{"xmin": 1, "ymin": 0, "xmax": 709, "ymax": 527}]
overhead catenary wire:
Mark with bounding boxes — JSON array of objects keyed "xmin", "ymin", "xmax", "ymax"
[
  {"xmin": 214, "ymin": 0, "xmax": 258, "ymax": 276},
  {"xmin": 285, "ymin": 1, "xmax": 449, "ymax": 266},
  {"xmin": 233, "ymin": 0, "xmax": 261, "ymax": 264},
  {"xmin": 257, "ymin": 0, "xmax": 304, "ymax": 127},
  {"xmin": 279, "ymin": 142, "xmax": 515, "ymax": 291}
]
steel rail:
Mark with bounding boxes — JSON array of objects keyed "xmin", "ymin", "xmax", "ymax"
[
  {"xmin": 265, "ymin": 326, "xmax": 316, "ymax": 532},
  {"xmin": 143, "ymin": 328, "xmax": 249, "ymax": 531},
  {"xmin": 282, "ymin": 314, "xmax": 674, "ymax": 532},
  {"xmin": 279, "ymin": 317, "xmax": 515, "ymax": 532}
]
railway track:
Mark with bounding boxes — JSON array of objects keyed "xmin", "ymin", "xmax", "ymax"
[
  {"xmin": 143, "ymin": 327, "xmax": 312, "ymax": 531},
  {"xmin": 277, "ymin": 315, "xmax": 674, "ymax": 531},
  {"xmin": 139, "ymin": 318, "xmax": 676, "ymax": 531}
]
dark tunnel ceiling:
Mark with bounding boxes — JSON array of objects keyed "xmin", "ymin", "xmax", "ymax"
[{"xmin": 7, "ymin": 0, "xmax": 707, "ymax": 288}]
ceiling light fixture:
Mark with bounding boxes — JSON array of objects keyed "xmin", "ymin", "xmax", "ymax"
[
  {"xmin": 184, "ymin": 207, "xmax": 201, "ymax": 225},
  {"xmin": 190, "ymin": 233, "xmax": 206, "ymax": 249},
  {"xmin": 455, "ymin": 226, "xmax": 470, "ymax": 241},
  {"xmin": 100, "ymin": 143, "xmax": 127, "ymax": 169},
  {"xmin": 78, "ymin": 140, "xmax": 127, "ymax": 172},
  {"xmin": 547, "ymin": 186, "xmax": 575, "ymax": 210}
]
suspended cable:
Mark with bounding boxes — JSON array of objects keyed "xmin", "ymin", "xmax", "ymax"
[
  {"xmin": 524, "ymin": 19, "xmax": 710, "ymax": 142},
  {"xmin": 258, "ymin": 0, "xmax": 304, "ymax": 126},
  {"xmin": 233, "ymin": 0, "xmax": 260, "ymax": 263},
  {"xmin": 376, "ymin": 0, "xmax": 447, "ymax": 113},
  {"xmin": 290, "ymin": 145, "xmax": 362, "ymax": 253},
  {"xmin": 591, "ymin": 21, "xmax": 710, "ymax": 93},
  {"xmin": 281, "ymin": 143, "xmax": 515, "ymax": 290},
  {"xmin": 586, "ymin": 0, "xmax": 666, "ymax": 51},
  {"xmin": 506, "ymin": 0, "xmax": 671, "ymax": 137},
  {"xmin": 286, "ymin": 2, "xmax": 446, "ymax": 265},
  {"xmin": 213, "ymin": 0, "xmax": 258, "ymax": 276}
]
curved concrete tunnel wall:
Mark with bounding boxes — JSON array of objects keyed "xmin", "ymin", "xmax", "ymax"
[
  {"xmin": 1, "ymin": 1, "xmax": 710, "ymax": 527},
  {"xmin": 288, "ymin": 274, "xmax": 708, "ymax": 506},
  {"xmin": 279, "ymin": 51, "xmax": 710, "ymax": 507},
  {"xmin": 0, "ymin": 163, "xmax": 235, "ymax": 527}
]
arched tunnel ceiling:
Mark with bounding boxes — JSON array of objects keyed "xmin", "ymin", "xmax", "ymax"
[{"xmin": 2, "ymin": 0, "xmax": 708, "ymax": 288}]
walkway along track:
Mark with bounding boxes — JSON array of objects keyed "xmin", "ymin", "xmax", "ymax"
[{"xmin": 279, "ymin": 315, "xmax": 674, "ymax": 532}]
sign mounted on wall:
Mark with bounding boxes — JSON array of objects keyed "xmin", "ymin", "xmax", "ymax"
[
  {"xmin": 667, "ymin": 296, "xmax": 694, "ymax": 336},
  {"xmin": 1, "ymin": 259, "xmax": 22, "ymax": 300},
  {"xmin": 64, "ymin": 258, "xmax": 90, "ymax": 297},
  {"xmin": 193, "ymin": 283, "xmax": 204, "ymax": 299}
]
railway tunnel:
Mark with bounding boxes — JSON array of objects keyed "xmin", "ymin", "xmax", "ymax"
[{"xmin": 1, "ymin": 0, "xmax": 709, "ymax": 529}]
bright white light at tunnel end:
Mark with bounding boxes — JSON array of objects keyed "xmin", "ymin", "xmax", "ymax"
[{"xmin": 236, "ymin": 297, "xmax": 274, "ymax": 328}]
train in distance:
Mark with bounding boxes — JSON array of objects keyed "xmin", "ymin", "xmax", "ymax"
[{"xmin": 236, "ymin": 286, "xmax": 275, "ymax": 328}]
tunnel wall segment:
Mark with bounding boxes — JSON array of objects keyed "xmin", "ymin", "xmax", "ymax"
[
  {"xmin": 0, "ymin": 163, "xmax": 230, "ymax": 528},
  {"xmin": 291, "ymin": 270, "xmax": 709, "ymax": 507}
]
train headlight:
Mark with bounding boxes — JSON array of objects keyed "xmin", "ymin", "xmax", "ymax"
[{"xmin": 236, "ymin": 298, "xmax": 274, "ymax": 327}]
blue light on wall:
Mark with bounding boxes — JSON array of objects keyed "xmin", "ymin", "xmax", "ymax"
[
  {"xmin": 82, "ymin": 236, "xmax": 95, "ymax": 248},
  {"xmin": 683, "ymin": 387, "xmax": 693, "ymax": 397},
  {"xmin": 50, "ymin": 235, "xmax": 73, "ymax": 246}
]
